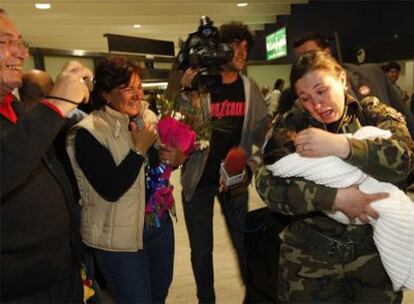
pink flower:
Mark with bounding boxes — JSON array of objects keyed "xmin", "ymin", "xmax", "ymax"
[
  {"xmin": 155, "ymin": 186, "xmax": 175, "ymax": 217},
  {"xmin": 145, "ymin": 117, "xmax": 196, "ymax": 225},
  {"xmin": 145, "ymin": 185, "xmax": 174, "ymax": 217},
  {"xmin": 157, "ymin": 117, "xmax": 196, "ymax": 156}
]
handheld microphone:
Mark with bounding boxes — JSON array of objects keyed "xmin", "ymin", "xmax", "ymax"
[
  {"xmin": 132, "ymin": 115, "xmax": 145, "ymax": 129},
  {"xmin": 220, "ymin": 147, "xmax": 247, "ymax": 187}
]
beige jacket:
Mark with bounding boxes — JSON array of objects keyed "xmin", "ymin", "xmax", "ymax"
[{"xmin": 66, "ymin": 105, "xmax": 157, "ymax": 252}]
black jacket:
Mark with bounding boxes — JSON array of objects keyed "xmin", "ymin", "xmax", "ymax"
[{"xmin": 0, "ymin": 98, "xmax": 82, "ymax": 301}]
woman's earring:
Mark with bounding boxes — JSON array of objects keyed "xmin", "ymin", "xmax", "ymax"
[{"xmin": 106, "ymin": 99, "xmax": 111, "ymax": 104}]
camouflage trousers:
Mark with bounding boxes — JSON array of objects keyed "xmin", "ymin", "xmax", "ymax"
[{"xmin": 277, "ymin": 231, "xmax": 402, "ymax": 303}]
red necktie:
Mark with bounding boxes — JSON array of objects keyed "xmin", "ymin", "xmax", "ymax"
[{"xmin": 0, "ymin": 94, "xmax": 17, "ymax": 124}]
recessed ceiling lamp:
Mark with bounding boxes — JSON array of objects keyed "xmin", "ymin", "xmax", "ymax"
[
  {"xmin": 133, "ymin": 24, "xmax": 142, "ymax": 28},
  {"xmin": 237, "ymin": 2, "xmax": 248, "ymax": 7},
  {"xmin": 73, "ymin": 50, "xmax": 85, "ymax": 56},
  {"xmin": 142, "ymin": 82, "xmax": 168, "ymax": 89},
  {"xmin": 35, "ymin": 3, "xmax": 51, "ymax": 9}
]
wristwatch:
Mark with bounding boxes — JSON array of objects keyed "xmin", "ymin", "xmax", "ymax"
[{"xmin": 131, "ymin": 147, "xmax": 147, "ymax": 159}]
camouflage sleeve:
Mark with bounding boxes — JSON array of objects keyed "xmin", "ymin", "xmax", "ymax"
[
  {"xmin": 346, "ymin": 96, "xmax": 414, "ymax": 183},
  {"xmin": 255, "ymin": 164, "xmax": 337, "ymax": 215},
  {"xmin": 255, "ymin": 112, "xmax": 337, "ymax": 215}
]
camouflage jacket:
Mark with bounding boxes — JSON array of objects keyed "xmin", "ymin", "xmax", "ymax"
[{"xmin": 255, "ymin": 95, "xmax": 414, "ymax": 239}]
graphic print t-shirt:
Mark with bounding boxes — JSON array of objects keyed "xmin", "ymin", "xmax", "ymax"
[{"xmin": 197, "ymin": 75, "xmax": 246, "ymax": 187}]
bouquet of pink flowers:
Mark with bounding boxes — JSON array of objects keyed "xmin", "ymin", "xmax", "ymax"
[{"xmin": 145, "ymin": 116, "xmax": 196, "ymax": 226}]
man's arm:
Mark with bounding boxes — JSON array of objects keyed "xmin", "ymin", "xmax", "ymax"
[
  {"xmin": 1, "ymin": 61, "xmax": 92, "ymax": 199},
  {"xmin": 1, "ymin": 105, "xmax": 65, "ymax": 198}
]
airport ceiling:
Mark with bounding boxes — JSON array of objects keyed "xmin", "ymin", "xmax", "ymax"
[{"xmin": 2, "ymin": 0, "xmax": 308, "ymax": 55}]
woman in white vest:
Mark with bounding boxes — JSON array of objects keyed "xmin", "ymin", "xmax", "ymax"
[{"xmin": 66, "ymin": 58, "xmax": 185, "ymax": 303}]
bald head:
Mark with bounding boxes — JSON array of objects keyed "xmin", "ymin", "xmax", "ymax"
[{"xmin": 19, "ymin": 69, "xmax": 54, "ymax": 110}]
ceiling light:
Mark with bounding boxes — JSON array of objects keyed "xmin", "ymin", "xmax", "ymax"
[
  {"xmin": 237, "ymin": 2, "xmax": 248, "ymax": 7},
  {"xmin": 142, "ymin": 82, "xmax": 168, "ymax": 89},
  {"xmin": 73, "ymin": 50, "xmax": 85, "ymax": 56},
  {"xmin": 133, "ymin": 24, "xmax": 141, "ymax": 28},
  {"xmin": 35, "ymin": 3, "xmax": 51, "ymax": 9}
]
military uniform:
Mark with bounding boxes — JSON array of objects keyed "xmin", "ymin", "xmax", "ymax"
[{"xmin": 256, "ymin": 95, "xmax": 414, "ymax": 303}]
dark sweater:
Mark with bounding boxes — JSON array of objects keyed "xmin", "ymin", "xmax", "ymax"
[
  {"xmin": 74, "ymin": 128, "xmax": 145, "ymax": 201},
  {"xmin": 0, "ymin": 99, "xmax": 82, "ymax": 301}
]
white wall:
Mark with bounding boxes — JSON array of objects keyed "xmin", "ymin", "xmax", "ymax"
[
  {"xmin": 246, "ymin": 64, "xmax": 291, "ymax": 90},
  {"xmin": 23, "ymin": 55, "xmax": 35, "ymax": 72},
  {"xmin": 397, "ymin": 60, "xmax": 414, "ymax": 97},
  {"xmin": 44, "ymin": 56, "xmax": 95, "ymax": 81}
]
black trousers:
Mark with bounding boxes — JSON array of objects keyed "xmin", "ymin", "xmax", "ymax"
[
  {"xmin": 7, "ymin": 268, "xmax": 83, "ymax": 304},
  {"xmin": 182, "ymin": 187, "xmax": 248, "ymax": 304}
]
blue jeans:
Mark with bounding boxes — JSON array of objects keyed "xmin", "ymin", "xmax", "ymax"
[
  {"xmin": 182, "ymin": 187, "xmax": 248, "ymax": 303},
  {"xmin": 94, "ymin": 214, "xmax": 174, "ymax": 303}
]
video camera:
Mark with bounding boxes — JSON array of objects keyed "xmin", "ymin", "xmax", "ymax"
[{"xmin": 177, "ymin": 16, "xmax": 234, "ymax": 91}]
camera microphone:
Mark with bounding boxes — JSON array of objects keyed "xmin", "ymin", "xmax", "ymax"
[{"xmin": 220, "ymin": 147, "xmax": 247, "ymax": 187}]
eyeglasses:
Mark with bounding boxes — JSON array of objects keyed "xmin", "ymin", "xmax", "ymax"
[{"xmin": 0, "ymin": 38, "xmax": 30, "ymax": 51}]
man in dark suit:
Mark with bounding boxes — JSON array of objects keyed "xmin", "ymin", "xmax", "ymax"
[{"xmin": 0, "ymin": 8, "xmax": 93, "ymax": 302}]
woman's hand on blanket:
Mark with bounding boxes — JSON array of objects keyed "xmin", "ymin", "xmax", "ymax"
[
  {"xmin": 333, "ymin": 186, "xmax": 387, "ymax": 224},
  {"xmin": 294, "ymin": 128, "xmax": 350, "ymax": 159}
]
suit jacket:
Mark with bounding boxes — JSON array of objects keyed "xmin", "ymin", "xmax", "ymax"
[{"xmin": 0, "ymin": 98, "xmax": 81, "ymax": 301}]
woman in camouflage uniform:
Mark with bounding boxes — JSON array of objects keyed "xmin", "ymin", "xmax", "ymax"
[{"xmin": 256, "ymin": 51, "xmax": 414, "ymax": 303}]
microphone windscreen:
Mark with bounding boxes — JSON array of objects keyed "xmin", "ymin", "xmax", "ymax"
[{"xmin": 224, "ymin": 147, "xmax": 247, "ymax": 176}]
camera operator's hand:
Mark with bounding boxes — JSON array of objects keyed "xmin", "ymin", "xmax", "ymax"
[{"xmin": 181, "ymin": 68, "xmax": 198, "ymax": 89}]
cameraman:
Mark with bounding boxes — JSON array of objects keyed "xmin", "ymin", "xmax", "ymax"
[{"xmin": 180, "ymin": 22, "xmax": 268, "ymax": 303}]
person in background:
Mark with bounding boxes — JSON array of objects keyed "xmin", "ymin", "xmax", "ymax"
[
  {"xmin": 268, "ymin": 78, "xmax": 285, "ymax": 118},
  {"xmin": 179, "ymin": 21, "xmax": 268, "ymax": 303},
  {"xmin": 291, "ymin": 32, "xmax": 414, "ymax": 139},
  {"xmin": 0, "ymin": 8, "xmax": 93, "ymax": 303},
  {"xmin": 146, "ymin": 90, "xmax": 160, "ymax": 116},
  {"xmin": 255, "ymin": 51, "xmax": 413, "ymax": 303},
  {"xmin": 383, "ymin": 61, "xmax": 410, "ymax": 103},
  {"xmin": 261, "ymin": 84, "xmax": 271, "ymax": 106},
  {"xmin": 18, "ymin": 69, "xmax": 54, "ymax": 110},
  {"xmin": 66, "ymin": 57, "xmax": 185, "ymax": 303}
]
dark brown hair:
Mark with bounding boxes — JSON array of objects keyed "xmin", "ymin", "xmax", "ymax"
[
  {"xmin": 219, "ymin": 21, "xmax": 253, "ymax": 51},
  {"xmin": 293, "ymin": 32, "xmax": 329, "ymax": 50},
  {"xmin": 383, "ymin": 61, "xmax": 401, "ymax": 72},
  {"xmin": 92, "ymin": 57, "xmax": 143, "ymax": 110}
]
